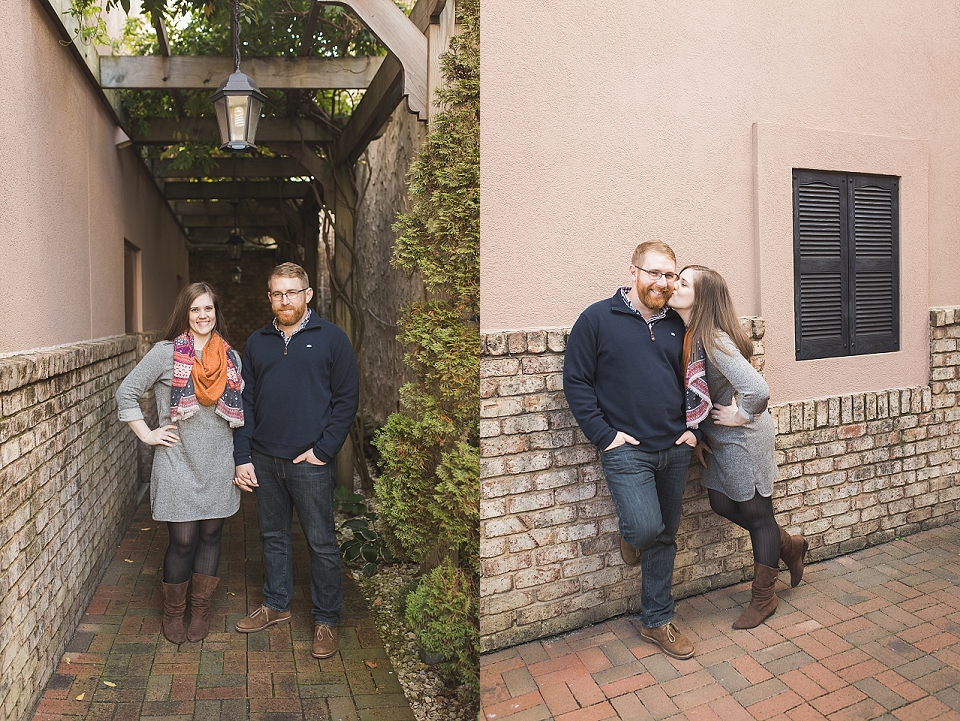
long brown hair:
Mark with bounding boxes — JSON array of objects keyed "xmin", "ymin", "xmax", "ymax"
[
  {"xmin": 160, "ymin": 282, "xmax": 230, "ymax": 343},
  {"xmin": 680, "ymin": 265, "xmax": 753, "ymax": 365}
]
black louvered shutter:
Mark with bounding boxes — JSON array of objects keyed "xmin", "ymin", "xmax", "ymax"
[
  {"xmin": 850, "ymin": 175, "xmax": 899, "ymax": 355},
  {"xmin": 793, "ymin": 171, "xmax": 849, "ymax": 360},
  {"xmin": 793, "ymin": 170, "xmax": 899, "ymax": 360}
]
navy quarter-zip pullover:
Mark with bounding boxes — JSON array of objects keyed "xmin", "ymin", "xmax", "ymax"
[
  {"xmin": 233, "ymin": 312, "xmax": 359, "ymax": 465},
  {"xmin": 563, "ymin": 290, "xmax": 691, "ymax": 452}
]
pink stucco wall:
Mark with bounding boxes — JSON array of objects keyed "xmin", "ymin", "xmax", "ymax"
[
  {"xmin": 480, "ymin": 1, "xmax": 960, "ymax": 402},
  {"xmin": 0, "ymin": 0, "xmax": 188, "ymax": 352}
]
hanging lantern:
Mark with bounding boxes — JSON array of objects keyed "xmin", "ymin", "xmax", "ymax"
[
  {"xmin": 226, "ymin": 232, "xmax": 244, "ymax": 261},
  {"xmin": 231, "ymin": 266, "xmax": 243, "ymax": 284},
  {"xmin": 210, "ymin": 0, "xmax": 266, "ymax": 152}
]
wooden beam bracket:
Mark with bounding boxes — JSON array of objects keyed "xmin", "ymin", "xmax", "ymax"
[{"xmin": 327, "ymin": 0, "xmax": 429, "ymax": 120}]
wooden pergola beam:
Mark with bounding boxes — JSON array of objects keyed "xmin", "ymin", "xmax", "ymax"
[
  {"xmin": 177, "ymin": 212, "xmax": 285, "ymax": 227},
  {"xmin": 335, "ymin": 55, "xmax": 402, "ymax": 165},
  {"xmin": 334, "ymin": 0, "xmax": 441, "ymax": 164},
  {"xmin": 172, "ymin": 200, "xmax": 272, "ymax": 216},
  {"xmin": 265, "ymin": 142, "xmax": 334, "ymax": 203},
  {"xmin": 101, "ymin": 56, "xmax": 384, "ymax": 90},
  {"xmin": 131, "ymin": 117, "xmax": 335, "ymax": 144},
  {"xmin": 152, "ymin": 14, "xmax": 187, "ymax": 116},
  {"xmin": 300, "ymin": 1, "xmax": 323, "ymax": 55},
  {"xmin": 327, "ymin": 0, "xmax": 428, "ymax": 119},
  {"xmin": 186, "ymin": 228, "xmax": 281, "ymax": 243},
  {"xmin": 165, "ymin": 181, "xmax": 313, "ymax": 201},
  {"xmin": 151, "ymin": 157, "xmax": 310, "ymax": 179}
]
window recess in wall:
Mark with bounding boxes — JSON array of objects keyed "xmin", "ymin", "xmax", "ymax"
[{"xmin": 792, "ymin": 170, "xmax": 900, "ymax": 361}]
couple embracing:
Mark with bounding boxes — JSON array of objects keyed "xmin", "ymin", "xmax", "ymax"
[{"xmin": 563, "ymin": 241, "xmax": 808, "ymax": 660}]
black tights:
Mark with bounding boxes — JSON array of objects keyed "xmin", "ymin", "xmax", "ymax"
[
  {"xmin": 708, "ymin": 489, "xmax": 780, "ymax": 568},
  {"xmin": 163, "ymin": 519, "xmax": 225, "ymax": 584}
]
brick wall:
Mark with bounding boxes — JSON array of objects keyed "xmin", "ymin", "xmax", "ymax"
[
  {"xmin": 190, "ymin": 247, "xmax": 277, "ymax": 355},
  {"xmin": 0, "ymin": 336, "xmax": 139, "ymax": 721},
  {"xmin": 479, "ymin": 309, "xmax": 960, "ymax": 652}
]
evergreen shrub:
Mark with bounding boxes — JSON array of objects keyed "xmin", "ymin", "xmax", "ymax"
[{"xmin": 373, "ymin": 0, "xmax": 479, "ymax": 696}]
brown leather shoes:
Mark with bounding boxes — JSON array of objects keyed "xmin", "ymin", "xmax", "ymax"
[
  {"xmin": 312, "ymin": 624, "xmax": 339, "ymax": 659},
  {"xmin": 235, "ymin": 604, "xmax": 291, "ymax": 633},
  {"xmin": 640, "ymin": 621, "xmax": 695, "ymax": 659},
  {"xmin": 619, "ymin": 536, "xmax": 641, "ymax": 567}
]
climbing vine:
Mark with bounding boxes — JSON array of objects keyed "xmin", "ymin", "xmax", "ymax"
[{"xmin": 373, "ymin": 0, "xmax": 479, "ymax": 697}]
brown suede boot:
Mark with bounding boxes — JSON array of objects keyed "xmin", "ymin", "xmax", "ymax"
[
  {"xmin": 732, "ymin": 563, "xmax": 780, "ymax": 630},
  {"xmin": 186, "ymin": 574, "xmax": 220, "ymax": 642},
  {"xmin": 161, "ymin": 580, "xmax": 189, "ymax": 644},
  {"xmin": 779, "ymin": 527, "xmax": 808, "ymax": 587}
]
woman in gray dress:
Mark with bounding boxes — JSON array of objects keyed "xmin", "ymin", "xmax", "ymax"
[
  {"xmin": 669, "ymin": 266, "xmax": 807, "ymax": 629},
  {"xmin": 116, "ymin": 282, "xmax": 242, "ymax": 644}
]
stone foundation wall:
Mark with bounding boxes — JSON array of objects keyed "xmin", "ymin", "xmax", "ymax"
[
  {"xmin": 0, "ymin": 336, "xmax": 139, "ymax": 721},
  {"xmin": 479, "ymin": 309, "xmax": 960, "ymax": 652}
]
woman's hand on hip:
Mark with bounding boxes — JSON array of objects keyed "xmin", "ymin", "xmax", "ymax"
[
  {"xmin": 145, "ymin": 424, "xmax": 179, "ymax": 447},
  {"xmin": 293, "ymin": 448, "xmax": 327, "ymax": 466},
  {"xmin": 711, "ymin": 398, "xmax": 748, "ymax": 427}
]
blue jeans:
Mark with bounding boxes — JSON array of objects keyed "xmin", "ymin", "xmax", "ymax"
[
  {"xmin": 600, "ymin": 443, "xmax": 692, "ymax": 629},
  {"xmin": 252, "ymin": 451, "xmax": 342, "ymax": 626}
]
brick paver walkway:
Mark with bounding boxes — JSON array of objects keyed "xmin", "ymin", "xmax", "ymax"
[
  {"xmin": 33, "ymin": 493, "xmax": 414, "ymax": 721},
  {"xmin": 481, "ymin": 522, "xmax": 960, "ymax": 721}
]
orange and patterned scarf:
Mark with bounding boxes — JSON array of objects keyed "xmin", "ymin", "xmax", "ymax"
[{"xmin": 170, "ymin": 332, "xmax": 244, "ymax": 427}]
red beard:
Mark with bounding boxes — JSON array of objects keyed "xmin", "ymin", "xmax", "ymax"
[
  {"xmin": 637, "ymin": 283, "xmax": 673, "ymax": 312},
  {"xmin": 273, "ymin": 306, "xmax": 305, "ymax": 326}
]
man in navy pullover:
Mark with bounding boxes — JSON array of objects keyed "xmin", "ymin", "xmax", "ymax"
[
  {"xmin": 563, "ymin": 241, "xmax": 698, "ymax": 660},
  {"xmin": 233, "ymin": 262, "xmax": 359, "ymax": 660}
]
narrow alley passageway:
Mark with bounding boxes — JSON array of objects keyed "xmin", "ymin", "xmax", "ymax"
[{"xmin": 31, "ymin": 494, "xmax": 414, "ymax": 721}]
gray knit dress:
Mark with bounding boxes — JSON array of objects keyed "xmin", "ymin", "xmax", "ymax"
[
  {"xmin": 115, "ymin": 341, "xmax": 241, "ymax": 522},
  {"xmin": 698, "ymin": 333, "xmax": 778, "ymax": 501}
]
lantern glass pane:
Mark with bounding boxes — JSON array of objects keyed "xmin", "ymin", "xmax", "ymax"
[
  {"xmin": 247, "ymin": 96, "xmax": 263, "ymax": 144},
  {"xmin": 213, "ymin": 99, "xmax": 230, "ymax": 146},
  {"xmin": 227, "ymin": 95, "xmax": 248, "ymax": 143}
]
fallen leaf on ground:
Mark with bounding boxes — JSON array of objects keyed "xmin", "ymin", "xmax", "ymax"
[
  {"xmin": 103, "ymin": 681, "xmax": 116, "ymax": 687},
  {"xmin": 141, "ymin": 527, "xmax": 150, "ymax": 531},
  {"xmin": 364, "ymin": 660, "xmax": 377, "ymax": 669},
  {"xmin": 124, "ymin": 559, "xmax": 133, "ymax": 563},
  {"xmin": 75, "ymin": 693, "xmax": 85, "ymax": 701}
]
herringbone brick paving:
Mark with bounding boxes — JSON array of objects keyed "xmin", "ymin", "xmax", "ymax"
[
  {"xmin": 481, "ymin": 522, "xmax": 960, "ymax": 721},
  {"xmin": 32, "ymin": 493, "xmax": 414, "ymax": 721}
]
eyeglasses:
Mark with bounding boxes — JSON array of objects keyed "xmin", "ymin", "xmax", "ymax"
[
  {"xmin": 638, "ymin": 267, "xmax": 678, "ymax": 282},
  {"xmin": 269, "ymin": 288, "xmax": 308, "ymax": 302}
]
